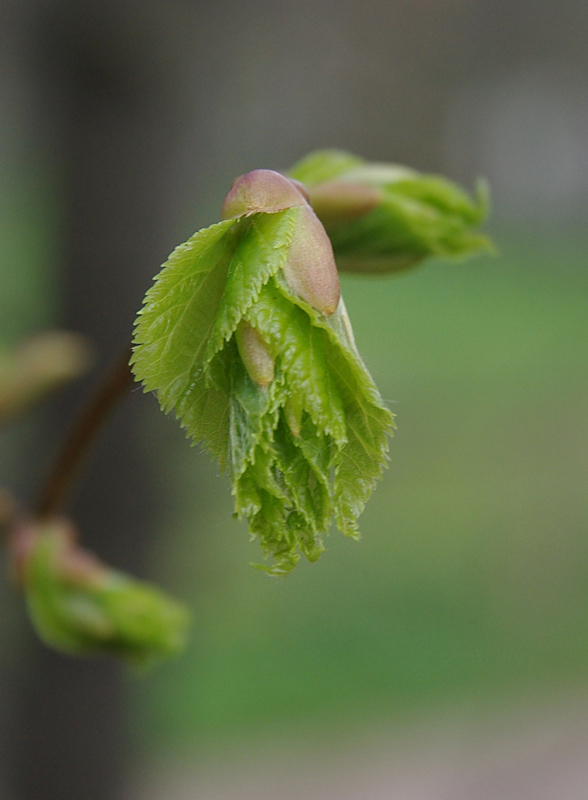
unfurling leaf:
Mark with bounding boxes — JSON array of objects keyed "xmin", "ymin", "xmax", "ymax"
[
  {"xmin": 13, "ymin": 519, "xmax": 189, "ymax": 666},
  {"xmin": 132, "ymin": 169, "xmax": 394, "ymax": 575},
  {"xmin": 289, "ymin": 149, "xmax": 492, "ymax": 274}
]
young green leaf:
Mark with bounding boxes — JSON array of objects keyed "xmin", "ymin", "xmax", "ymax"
[
  {"xmin": 132, "ymin": 171, "xmax": 394, "ymax": 574},
  {"xmin": 289, "ymin": 149, "xmax": 492, "ymax": 274}
]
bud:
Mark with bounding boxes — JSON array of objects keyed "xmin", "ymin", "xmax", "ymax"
[
  {"xmin": 0, "ymin": 332, "xmax": 92, "ymax": 422},
  {"xmin": 286, "ymin": 178, "xmax": 310, "ymax": 202},
  {"xmin": 220, "ymin": 168, "xmax": 341, "ymax": 316},
  {"xmin": 306, "ymin": 181, "xmax": 383, "ymax": 228},
  {"xmin": 133, "ymin": 158, "xmax": 395, "ymax": 575},
  {"xmin": 13, "ymin": 519, "xmax": 189, "ymax": 666},
  {"xmin": 221, "ymin": 169, "xmax": 307, "ymax": 219},
  {"xmin": 282, "ymin": 206, "xmax": 340, "ymax": 316},
  {"xmin": 288, "ymin": 150, "xmax": 492, "ymax": 275},
  {"xmin": 235, "ymin": 320, "xmax": 274, "ymax": 387}
]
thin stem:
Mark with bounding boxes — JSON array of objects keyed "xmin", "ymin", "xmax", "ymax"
[{"xmin": 35, "ymin": 346, "xmax": 134, "ymax": 518}]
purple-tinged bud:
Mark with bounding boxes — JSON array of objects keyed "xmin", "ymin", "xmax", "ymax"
[
  {"xmin": 221, "ymin": 170, "xmax": 308, "ymax": 220},
  {"xmin": 13, "ymin": 517, "xmax": 190, "ymax": 664},
  {"xmin": 235, "ymin": 320, "xmax": 275, "ymax": 387},
  {"xmin": 287, "ymin": 178, "xmax": 310, "ymax": 202},
  {"xmin": 307, "ymin": 180, "xmax": 383, "ymax": 229},
  {"xmin": 9, "ymin": 517, "xmax": 103, "ymax": 589},
  {"xmin": 282, "ymin": 206, "xmax": 340, "ymax": 316}
]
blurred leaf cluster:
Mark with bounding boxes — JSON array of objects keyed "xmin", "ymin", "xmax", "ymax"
[
  {"xmin": 290, "ymin": 149, "xmax": 492, "ymax": 274},
  {"xmin": 15, "ymin": 518, "xmax": 189, "ymax": 667}
]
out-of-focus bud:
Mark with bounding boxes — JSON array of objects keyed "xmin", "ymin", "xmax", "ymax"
[
  {"xmin": 235, "ymin": 320, "xmax": 275, "ymax": 387},
  {"xmin": 0, "ymin": 332, "xmax": 92, "ymax": 422},
  {"xmin": 282, "ymin": 206, "xmax": 340, "ymax": 316},
  {"xmin": 11, "ymin": 518, "xmax": 189, "ymax": 667},
  {"xmin": 306, "ymin": 181, "xmax": 384, "ymax": 228},
  {"xmin": 221, "ymin": 169, "xmax": 307, "ymax": 219},
  {"xmin": 289, "ymin": 150, "xmax": 492, "ymax": 275}
]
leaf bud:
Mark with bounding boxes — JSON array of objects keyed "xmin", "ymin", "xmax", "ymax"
[
  {"xmin": 288, "ymin": 150, "xmax": 492, "ymax": 276},
  {"xmin": 235, "ymin": 320, "xmax": 275, "ymax": 387},
  {"xmin": 13, "ymin": 518, "xmax": 189, "ymax": 667},
  {"xmin": 0, "ymin": 332, "xmax": 92, "ymax": 423},
  {"xmin": 306, "ymin": 181, "xmax": 384, "ymax": 229},
  {"xmin": 221, "ymin": 169, "xmax": 308, "ymax": 219},
  {"xmin": 282, "ymin": 206, "xmax": 340, "ymax": 316}
]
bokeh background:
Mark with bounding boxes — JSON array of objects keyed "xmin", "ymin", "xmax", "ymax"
[{"xmin": 1, "ymin": 1, "xmax": 588, "ymax": 798}]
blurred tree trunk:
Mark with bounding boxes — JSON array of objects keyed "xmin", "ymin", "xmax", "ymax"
[{"xmin": 3, "ymin": 3, "xmax": 185, "ymax": 799}]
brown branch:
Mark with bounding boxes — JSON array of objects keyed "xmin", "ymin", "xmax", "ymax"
[{"xmin": 35, "ymin": 345, "xmax": 134, "ymax": 518}]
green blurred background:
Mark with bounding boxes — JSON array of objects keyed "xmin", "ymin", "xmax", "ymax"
[
  {"xmin": 1, "ymin": 1, "xmax": 588, "ymax": 797},
  {"xmin": 132, "ymin": 230, "xmax": 588, "ymax": 755}
]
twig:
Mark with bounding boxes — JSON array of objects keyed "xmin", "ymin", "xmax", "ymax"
[{"xmin": 35, "ymin": 345, "xmax": 134, "ymax": 518}]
